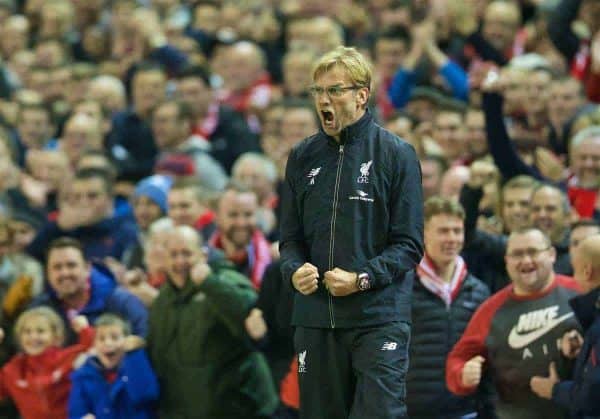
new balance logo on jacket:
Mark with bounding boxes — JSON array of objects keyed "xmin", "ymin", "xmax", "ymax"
[{"xmin": 381, "ymin": 342, "xmax": 397, "ymax": 351}]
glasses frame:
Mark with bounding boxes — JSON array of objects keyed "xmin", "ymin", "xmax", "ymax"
[
  {"xmin": 506, "ymin": 246, "xmax": 552, "ymax": 260},
  {"xmin": 308, "ymin": 84, "xmax": 362, "ymax": 98}
]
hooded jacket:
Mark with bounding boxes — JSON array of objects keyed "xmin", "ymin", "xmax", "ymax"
[
  {"xmin": 30, "ymin": 265, "xmax": 148, "ymax": 344},
  {"xmin": 69, "ymin": 349, "xmax": 159, "ymax": 419}
]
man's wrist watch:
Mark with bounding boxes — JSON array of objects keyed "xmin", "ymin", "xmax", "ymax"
[{"xmin": 356, "ymin": 272, "xmax": 371, "ymax": 291}]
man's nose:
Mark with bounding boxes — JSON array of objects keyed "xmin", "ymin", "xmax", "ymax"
[{"xmin": 318, "ymin": 93, "xmax": 331, "ymax": 105}]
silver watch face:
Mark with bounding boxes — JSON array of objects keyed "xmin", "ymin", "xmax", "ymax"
[{"xmin": 359, "ymin": 276, "xmax": 370, "ymax": 290}]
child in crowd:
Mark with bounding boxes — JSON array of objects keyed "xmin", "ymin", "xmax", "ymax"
[
  {"xmin": 69, "ymin": 313, "xmax": 158, "ymax": 419},
  {"xmin": 0, "ymin": 307, "xmax": 93, "ymax": 419}
]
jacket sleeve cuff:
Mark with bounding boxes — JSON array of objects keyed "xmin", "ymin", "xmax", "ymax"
[
  {"xmin": 281, "ymin": 261, "xmax": 302, "ymax": 288},
  {"xmin": 77, "ymin": 326, "xmax": 95, "ymax": 349},
  {"xmin": 551, "ymin": 380, "xmax": 572, "ymax": 409},
  {"xmin": 439, "ymin": 61, "xmax": 469, "ymax": 101}
]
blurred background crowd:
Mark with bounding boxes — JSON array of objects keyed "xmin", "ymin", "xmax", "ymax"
[{"xmin": 0, "ymin": 0, "xmax": 599, "ymax": 417}]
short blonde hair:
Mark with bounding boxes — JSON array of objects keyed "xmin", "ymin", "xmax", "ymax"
[
  {"xmin": 14, "ymin": 307, "xmax": 66, "ymax": 348},
  {"xmin": 424, "ymin": 196, "xmax": 465, "ymax": 223},
  {"xmin": 312, "ymin": 46, "xmax": 372, "ymax": 91}
]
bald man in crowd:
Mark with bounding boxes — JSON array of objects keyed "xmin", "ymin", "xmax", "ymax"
[{"xmin": 531, "ymin": 235, "xmax": 600, "ymax": 417}]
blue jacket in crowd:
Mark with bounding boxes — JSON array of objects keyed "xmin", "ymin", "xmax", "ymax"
[
  {"xmin": 69, "ymin": 349, "xmax": 159, "ymax": 419},
  {"xmin": 553, "ymin": 287, "xmax": 600, "ymax": 418},
  {"xmin": 30, "ymin": 265, "xmax": 148, "ymax": 344}
]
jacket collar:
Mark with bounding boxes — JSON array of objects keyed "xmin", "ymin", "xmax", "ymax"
[
  {"xmin": 79, "ymin": 266, "xmax": 117, "ymax": 314},
  {"xmin": 569, "ymin": 286, "xmax": 600, "ymax": 331},
  {"xmin": 164, "ymin": 276, "xmax": 203, "ymax": 303},
  {"xmin": 321, "ymin": 108, "xmax": 373, "ymax": 146}
]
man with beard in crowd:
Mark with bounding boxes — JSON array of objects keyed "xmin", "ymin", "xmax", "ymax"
[{"xmin": 209, "ymin": 183, "xmax": 271, "ymax": 289}]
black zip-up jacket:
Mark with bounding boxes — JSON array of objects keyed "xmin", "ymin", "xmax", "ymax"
[
  {"xmin": 279, "ymin": 110, "xmax": 424, "ymax": 328},
  {"xmin": 408, "ymin": 273, "xmax": 493, "ymax": 419}
]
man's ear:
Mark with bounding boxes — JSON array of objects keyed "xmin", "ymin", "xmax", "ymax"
[
  {"xmin": 356, "ymin": 87, "xmax": 369, "ymax": 108},
  {"xmin": 548, "ymin": 246, "xmax": 557, "ymax": 264},
  {"xmin": 85, "ymin": 261, "xmax": 92, "ymax": 276},
  {"xmin": 584, "ymin": 262, "xmax": 595, "ymax": 285},
  {"xmin": 102, "ymin": 119, "xmax": 112, "ymax": 136}
]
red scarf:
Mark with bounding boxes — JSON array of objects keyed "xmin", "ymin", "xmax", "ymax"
[
  {"xmin": 209, "ymin": 230, "xmax": 271, "ymax": 289},
  {"xmin": 194, "ymin": 210, "xmax": 216, "ymax": 231},
  {"xmin": 571, "ymin": 40, "xmax": 590, "ymax": 81},
  {"xmin": 567, "ymin": 175, "xmax": 598, "ymax": 218},
  {"xmin": 218, "ymin": 73, "xmax": 273, "ymax": 114},
  {"xmin": 192, "ymin": 103, "xmax": 220, "ymax": 139},
  {"xmin": 416, "ymin": 254, "xmax": 468, "ymax": 307}
]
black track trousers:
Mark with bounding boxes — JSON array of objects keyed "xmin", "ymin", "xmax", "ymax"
[{"xmin": 294, "ymin": 321, "xmax": 410, "ymax": 419}]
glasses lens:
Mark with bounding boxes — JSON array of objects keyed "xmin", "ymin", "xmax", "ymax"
[
  {"xmin": 327, "ymin": 86, "xmax": 342, "ymax": 96},
  {"xmin": 309, "ymin": 86, "xmax": 323, "ymax": 97}
]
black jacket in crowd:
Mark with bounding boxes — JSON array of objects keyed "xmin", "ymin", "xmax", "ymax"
[
  {"xmin": 208, "ymin": 104, "xmax": 262, "ymax": 173},
  {"xmin": 279, "ymin": 109, "xmax": 424, "ymax": 329},
  {"xmin": 407, "ymin": 272, "xmax": 493, "ymax": 419},
  {"xmin": 255, "ymin": 260, "xmax": 296, "ymax": 391}
]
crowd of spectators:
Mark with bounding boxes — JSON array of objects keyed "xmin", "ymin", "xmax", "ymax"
[{"xmin": 0, "ymin": 0, "xmax": 599, "ymax": 417}]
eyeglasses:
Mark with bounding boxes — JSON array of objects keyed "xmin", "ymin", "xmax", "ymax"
[
  {"xmin": 308, "ymin": 85, "xmax": 361, "ymax": 98},
  {"xmin": 506, "ymin": 247, "xmax": 551, "ymax": 260}
]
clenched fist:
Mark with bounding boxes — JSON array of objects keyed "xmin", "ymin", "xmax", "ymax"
[
  {"xmin": 190, "ymin": 262, "xmax": 212, "ymax": 285},
  {"xmin": 461, "ymin": 355, "xmax": 485, "ymax": 387},
  {"xmin": 560, "ymin": 329, "xmax": 583, "ymax": 359},
  {"xmin": 323, "ymin": 268, "xmax": 359, "ymax": 297},
  {"xmin": 292, "ymin": 263, "xmax": 319, "ymax": 295},
  {"xmin": 70, "ymin": 315, "xmax": 89, "ymax": 333},
  {"xmin": 245, "ymin": 308, "xmax": 268, "ymax": 340}
]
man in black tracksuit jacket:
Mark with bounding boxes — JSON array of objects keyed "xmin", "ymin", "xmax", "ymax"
[{"xmin": 280, "ymin": 46, "xmax": 424, "ymax": 419}]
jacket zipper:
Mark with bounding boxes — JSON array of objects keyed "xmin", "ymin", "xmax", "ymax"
[{"xmin": 328, "ymin": 143, "xmax": 345, "ymax": 328}]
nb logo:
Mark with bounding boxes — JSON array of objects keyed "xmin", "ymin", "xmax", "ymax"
[{"xmin": 381, "ymin": 342, "xmax": 397, "ymax": 351}]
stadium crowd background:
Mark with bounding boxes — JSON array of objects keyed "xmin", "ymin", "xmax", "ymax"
[{"xmin": 0, "ymin": 0, "xmax": 599, "ymax": 417}]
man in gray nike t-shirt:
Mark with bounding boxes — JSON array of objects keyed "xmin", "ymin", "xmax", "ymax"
[{"xmin": 446, "ymin": 228, "xmax": 580, "ymax": 419}]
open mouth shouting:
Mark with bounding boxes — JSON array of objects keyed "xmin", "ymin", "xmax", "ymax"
[
  {"xmin": 320, "ymin": 109, "xmax": 335, "ymax": 130},
  {"xmin": 516, "ymin": 263, "xmax": 541, "ymax": 286},
  {"xmin": 99, "ymin": 348, "xmax": 124, "ymax": 368},
  {"xmin": 519, "ymin": 265, "xmax": 537, "ymax": 276}
]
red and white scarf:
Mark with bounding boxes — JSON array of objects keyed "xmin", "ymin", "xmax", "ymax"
[{"xmin": 416, "ymin": 254, "xmax": 468, "ymax": 307}]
